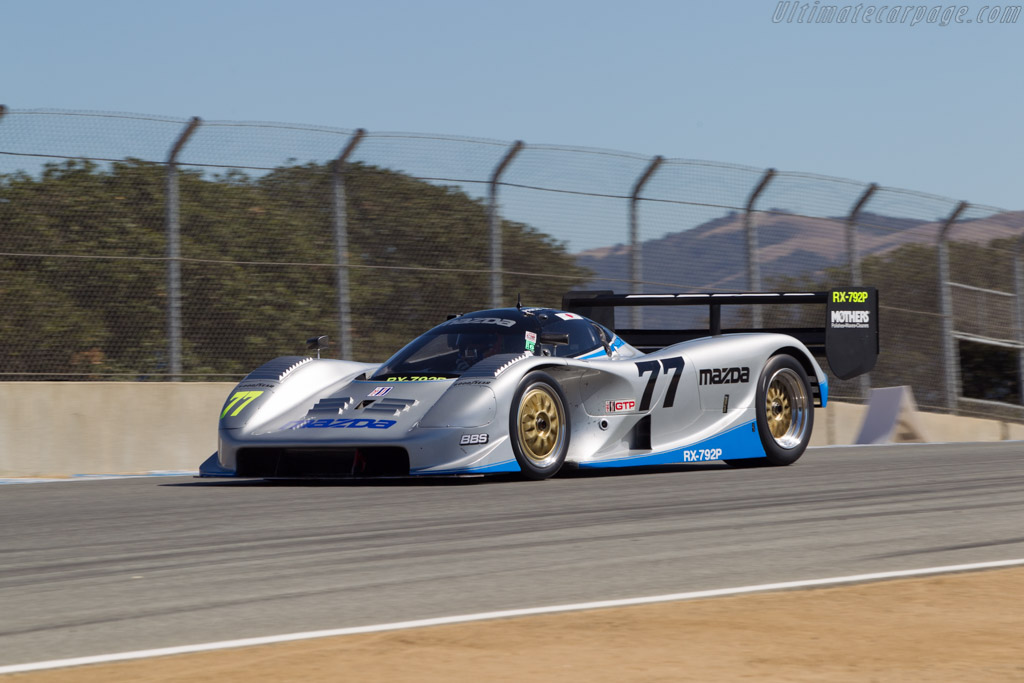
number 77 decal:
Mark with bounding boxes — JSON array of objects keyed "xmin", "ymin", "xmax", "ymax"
[
  {"xmin": 221, "ymin": 390, "xmax": 264, "ymax": 419},
  {"xmin": 635, "ymin": 357, "xmax": 685, "ymax": 411}
]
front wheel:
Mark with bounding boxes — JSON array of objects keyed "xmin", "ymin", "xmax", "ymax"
[
  {"xmin": 727, "ymin": 355, "xmax": 814, "ymax": 467},
  {"xmin": 509, "ymin": 371, "xmax": 570, "ymax": 480}
]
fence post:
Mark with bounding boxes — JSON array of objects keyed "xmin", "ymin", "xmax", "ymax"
[
  {"xmin": 332, "ymin": 129, "xmax": 366, "ymax": 360},
  {"xmin": 629, "ymin": 155, "xmax": 664, "ymax": 329},
  {"xmin": 846, "ymin": 183, "xmax": 877, "ymax": 287},
  {"xmin": 744, "ymin": 168, "xmax": 775, "ymax": 327},
  {"xmin": 1015, "ymin": 237, "xmax": 1024, "ymax": 406},
  {"xmin": 937, "ymin": 200, "xmax": 968, "ymax": 412},
  {"xmin": 489, "ymin": 141, "xmax": 524, "ymax": 309},
  {"xmin": 165, "ymin": 116, "xmax": 201, "ymax": 381}
]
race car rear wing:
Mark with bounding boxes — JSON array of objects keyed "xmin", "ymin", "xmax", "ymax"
[{"xmin": 562, "ymin": 288, "xmax": 878, "ymax": 380}]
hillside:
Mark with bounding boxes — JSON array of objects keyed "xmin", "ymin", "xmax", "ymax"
[{"xmin": 576, "ymin": 209, "xmax": 1024, "ymax": 294}]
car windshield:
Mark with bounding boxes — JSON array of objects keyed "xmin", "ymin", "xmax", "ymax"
[{"xmin": 372, "ymin": 317, "xmax": 541, "ymax": 379}]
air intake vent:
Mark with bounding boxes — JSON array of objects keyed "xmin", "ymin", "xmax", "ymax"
[
  {"xmin": 306, "ymin": 396, "xmax": 354, "ymax": 416},
  {"xmin": 363, "ymin": 398, "xmax": 418, "ymax": 416},
  {"xmin": 458, "ymin": 352, "xmax": 531, "ymax": 379},
  {"xmin": 244, "ymin": 356, "xmax": 313, "ymax": 382},
  {"xmin": 236, "ymin": 447, "xmax": 410, "ymax": 478}
]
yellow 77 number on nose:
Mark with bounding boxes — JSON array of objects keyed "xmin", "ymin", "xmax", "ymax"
[{"xmin": 220, "ymin": 390, "xmax": 264, "ymax": 419}]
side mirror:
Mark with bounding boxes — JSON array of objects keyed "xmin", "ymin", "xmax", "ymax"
[
  {"xmin": 539, "ymin": 333, "xmax": 569, "ymax": 346},
  {"xmin": 594, "ymin": 325, "xmax": 612, "ymax": 356},
  {"xmin": 306, "ymin": 335, "xmax": 329, "ymax": 358}
]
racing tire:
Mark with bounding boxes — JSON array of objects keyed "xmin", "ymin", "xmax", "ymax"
[
  {"xmin": 509, "ymin": 371, "xmax": 570, "ymax": 480},
  {"xmin": 727, "ymin": 354, "xmax": 814, "ymax": 468}
]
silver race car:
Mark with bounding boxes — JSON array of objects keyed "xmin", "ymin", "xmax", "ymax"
[{"xmin": 200, "ymin": 289, "xmax": 878, "ymax": 480}]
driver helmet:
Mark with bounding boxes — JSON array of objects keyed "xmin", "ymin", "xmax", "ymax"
[{"xmin": 456, "ymin": 332, "xmax": 502, "ymax": 368}]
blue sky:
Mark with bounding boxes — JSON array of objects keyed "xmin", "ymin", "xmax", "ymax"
[{"xmin": 2, "ymin": 0, "xmax": 1022, "ymax": 209}]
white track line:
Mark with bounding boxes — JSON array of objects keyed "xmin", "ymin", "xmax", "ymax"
[{"xmin": 2, "ymin": 557, "xmax": 1023, "ymax": 675}]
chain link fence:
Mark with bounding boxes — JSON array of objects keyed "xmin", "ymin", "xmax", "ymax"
[{"xmin": 2, "ymin": 108, "xmax": 1022, "ymax": 418}]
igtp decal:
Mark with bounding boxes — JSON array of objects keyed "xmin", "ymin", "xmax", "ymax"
[{"xmin": 605, "ymin": 399, "xmax": 636, "ymax": 413}]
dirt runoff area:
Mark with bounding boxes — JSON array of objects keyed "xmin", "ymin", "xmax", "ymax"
[{"xmin": 8, "ymin": 567, "xmax": 1024, "ymax": 683}]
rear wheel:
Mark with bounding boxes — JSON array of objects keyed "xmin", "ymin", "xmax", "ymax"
[
  {"xmin": 727, "ymin": 355, "xmax": 813, "ymax": 467},
  {"xmin": 509, "ymin": 371, "xmax": 570, "ymax": 480}
]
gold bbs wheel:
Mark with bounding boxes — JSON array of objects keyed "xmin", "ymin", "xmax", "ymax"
[
  {"xmin": 510, "ymin": 372, "xmax": 569, "ymax": 479},
  {"xmin": 764, "ymin": 366, "xmax": 810, "ymax": 450},
  {"xmin": 729, "ymin": 355, "xmax": 814, "ymax": 468},
  {"xmin": 518, "ymin": 386, "xmax": 563, "ymax": 464}
]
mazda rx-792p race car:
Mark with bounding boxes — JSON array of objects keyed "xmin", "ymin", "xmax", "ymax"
[{"xmin": 200, "ymin": 288, "xmax": 878, "ymax": 480}]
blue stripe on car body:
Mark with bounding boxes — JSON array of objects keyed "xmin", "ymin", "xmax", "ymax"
[{"xmin": 577, "ymin": 420, "xmax": 765, "ymax": 468}]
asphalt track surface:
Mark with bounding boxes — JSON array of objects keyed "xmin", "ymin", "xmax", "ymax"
[{"xmin": 2, "ymin": 443, "xmax": 1023, "ymax": 669}]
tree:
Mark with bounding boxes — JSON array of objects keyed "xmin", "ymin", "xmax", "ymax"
[{"xmin": 0, "ymin": 159, "xmax": 592, "ymax": 377}]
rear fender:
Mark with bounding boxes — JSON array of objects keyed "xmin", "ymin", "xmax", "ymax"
[{"xmin": 771, "ymin": 344, "xmax": 828, "ymax": 407}]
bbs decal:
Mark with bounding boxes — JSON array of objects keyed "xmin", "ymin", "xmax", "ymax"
[
  {"xmin": 459, "ymin": 433, "xmax": 489, "ymax": 445},
  {"xmin": 698, "ymin": 367, "xmax": 749, "ymax": 385}
]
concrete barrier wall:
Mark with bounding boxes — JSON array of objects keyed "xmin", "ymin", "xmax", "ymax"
[
  {"xmin": 809, "ymin": 400, "xmax": 1024, "ymax": 446},
  {"xmin": 0, "ymin": 382, "xmax": 233, "ymax": 477},
  {"xmin": 1, "ymin": 383, "xmax": 1022, "ymax": 477}
]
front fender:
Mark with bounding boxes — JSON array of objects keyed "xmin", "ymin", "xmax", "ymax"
[
  {"xmin": 219, "ymin": 356, "xmax": 378, "ymax": 433},
  {"xmin": 419, "ymin": 353, "xmax": 575, "ymax": 429}
]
